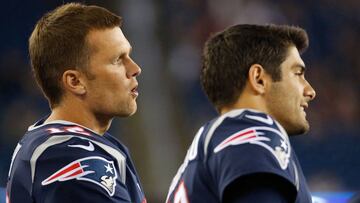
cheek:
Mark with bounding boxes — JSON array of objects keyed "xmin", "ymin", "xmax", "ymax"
[
  {"xmin": 111, "ymin": 71, "xmax": 128, "ymax": 86},
  {"xmin": 269, "ymin": 83, "xmax": 296, "ymax": 113},
  {"xmin": 279, "ymin": 78, "xmax": 301, "ymax": 100},
  {"xmin": 102, "ymin": 73, "xmax": 127, "ymax": 90},
  {"xmin": 89, "ymin": 78, "xmax": 125, "ymax": 100}
]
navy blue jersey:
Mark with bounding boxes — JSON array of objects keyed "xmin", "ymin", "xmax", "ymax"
[
  {"xmin": 7, "ymin": 118, "xmax": 147, "ymax": 203},
  {"xmin": 166, "ymin": 109, "xmax": 312, "ymax": 203}
]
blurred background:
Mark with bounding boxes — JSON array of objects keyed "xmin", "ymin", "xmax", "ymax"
[{"xmin": 0, "ymin": 0, "xmax": 359, "ymax": 202}]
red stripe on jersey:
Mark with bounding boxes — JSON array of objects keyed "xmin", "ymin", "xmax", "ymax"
[
  {"xmin": 218, "ymin": 129, "xmax": 256, "ymax": 148},
  {"xmin": 46, "ymin": 162, "xmax": 81, "ymax": 182},
  {"xmin": 63, "ymin": 168, "xmax": 84, "ymax": 179}
]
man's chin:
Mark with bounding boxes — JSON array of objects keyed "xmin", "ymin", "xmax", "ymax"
[
  {"xmin": 127, "ymin": 109, "xmax": 137, "ymax": 117},
  {"xmin": 113, "ymin": 106, "xmax": 137, "ymax": 118},
  {"xmin": 287, "ymin": 123, "xmax": 310, "ymax": 136}
]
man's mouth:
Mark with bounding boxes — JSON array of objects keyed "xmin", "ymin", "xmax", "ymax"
[
  {"xmin": 131, "ymin": 85, "xmax": 138, "ymax": 98},
  {"xmin": 300, "ymin": 103, "xmax": 308, "ymax": 116}
]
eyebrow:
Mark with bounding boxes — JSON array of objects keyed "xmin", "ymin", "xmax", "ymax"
[
  {"xmin": 293, "ymin": 63, "xmax": 306, "ymax": 72},
  {"xmin": 116, "ymin": 46, "xmax": 132, "ymax": 59}
]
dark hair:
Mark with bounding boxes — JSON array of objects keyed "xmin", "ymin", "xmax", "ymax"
[
  {"xmin": 29, "ymin": 3, "xmax": 122, "ymax": 107},
  {"xmin": 201, "ymin": 24, "xmax": 309, "ymax": 111}
]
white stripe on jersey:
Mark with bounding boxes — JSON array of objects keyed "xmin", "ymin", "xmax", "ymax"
[
  {"xmin": 30, "ymin": 135, "xmax": 127, "ymax": 185},
  {"xmin": 203, "ymin": 109, "xmax": 246, "ymax": 157}
]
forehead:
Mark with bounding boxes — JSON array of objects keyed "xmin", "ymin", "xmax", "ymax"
[
  {"xmin": 86, "ymin": 27, "xmax": 131, "ymax": 55},
  {"xmin": 280, "ymin": 46, "xmax": 305, "ymax": 69}
]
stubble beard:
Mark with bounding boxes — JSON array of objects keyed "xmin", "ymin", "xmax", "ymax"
[
  {"xmin": 278, "ymin": 111, "xmax": 310, "ymax": 136},
  {"xmin": 266, "ymin": 84, "xmax": 310, "ymax": 136},
  {"xmin": 115, "ymin": 99, "xmax": 137, "ymax": 117}
]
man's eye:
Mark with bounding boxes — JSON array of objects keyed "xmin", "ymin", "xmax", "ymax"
[
  {"xmin": 295, "ymin": 70, "xmax": 304, "ymax": 76},
  {"xmin": 112, "ymin": 57, "xmax": 122, "ymax": 65}
]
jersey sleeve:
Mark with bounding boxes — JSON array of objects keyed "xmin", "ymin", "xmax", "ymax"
[
  {"xmin": 206, "ymin": 113, "xmax": 297, "ymax": 200},
  {"xmin": 31, "ymin": 135, "xmax": 131, "ymax": 203}
]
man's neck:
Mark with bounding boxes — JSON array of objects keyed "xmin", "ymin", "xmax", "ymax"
[
  {"xmin": 45, "ymin": 102, "xmax": 112, "ymax": 135},
  {"xmin": 220, "ymin": 94, "xmax": 268, "ymax": 115}
]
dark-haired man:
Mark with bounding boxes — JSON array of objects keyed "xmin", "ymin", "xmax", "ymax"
[
  {"xmin": 166, "ymin": 24, "xmax": 316, "ymax": 203},
  {"xmin": 7, "ymin": 3, "xmax": 146, "ymax": 203}
]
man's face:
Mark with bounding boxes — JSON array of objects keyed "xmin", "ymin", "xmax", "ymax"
[
  {"xmin": 84, "ymin": 27, "xmax": 141, "ymax": 118},
  {"xmin": 266, "ymin": 46, "xmax": 316, "ymax": 135}
]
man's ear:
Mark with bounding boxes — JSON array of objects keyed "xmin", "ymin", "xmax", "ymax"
[
  {"xmin": 248, "ymin": 64, "xmax": 270, "ymax": 95},
  {"xmin": 61, "ymin": 70, "xmax": 86, "ymax": 95}
]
